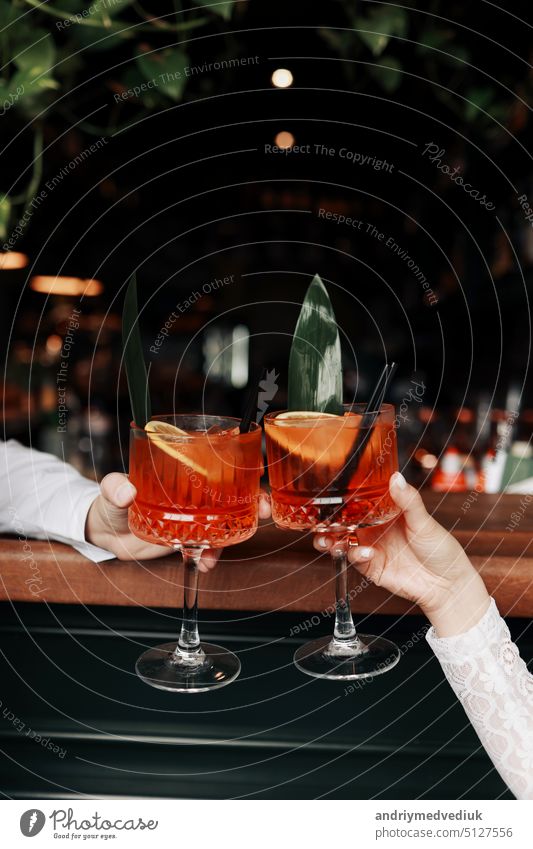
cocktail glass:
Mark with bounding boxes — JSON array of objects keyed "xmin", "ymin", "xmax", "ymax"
[
  {"xmin": 265, "ymin": 404, "xmax": 401, "ymax": 680},
  {"xmin": 129, "ymin": 414, "xmax": 262, "ymax": 692}
]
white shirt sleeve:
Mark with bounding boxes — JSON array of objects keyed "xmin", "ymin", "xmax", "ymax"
[
  {"xmin": 0, "ymin": 440, "xmax": 115, "ymax": 562},
  {"xmin": 427, "ymin": 598, "xmax": 533, "ymax": 799}
]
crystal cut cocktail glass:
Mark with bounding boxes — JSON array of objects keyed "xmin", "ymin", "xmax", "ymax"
[
  {"xmin": 129, "ymin": 415, "xmax": 262, "ymax": 692},
  {"xmin": 265, "ymin": 404, "xmax": 401, "ymax": 680}
]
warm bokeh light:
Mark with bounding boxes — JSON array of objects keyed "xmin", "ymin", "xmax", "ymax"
[
  {"xmin": 415, "ymin": 448, "xmax": 439, "ymax": 470},
  {"xmin": 271, "ymin": 68, "xmax": 293, "ymax": 88},
  {"xmin": 274, "ymin": 131, "xmax": 295, "ymax": 149},
  {"xmin": 419, "ymin": 406, "xmax": 436, "ymax": 423},
  {"xmin": 457, "ymin": 407, "xmax": 474, "ymax": 424},
  {"xmin": 45, "ymin": 334, "xmax": 63, "ymax": 355},
  {"xmin": 420, "ymin": 453, "xmax": 438, "ymax": 470},
  {"xmin": 0, "ymin": 251, "xmax": 29, "ymax": 270},
  {"xmin": 30, "ymin": 276, "xmax": 103, "ymax": 297}
]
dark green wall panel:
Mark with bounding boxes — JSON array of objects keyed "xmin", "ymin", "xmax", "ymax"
[{"xmin": 0, "ymin": 602, "xmax": 518, "ymax": 799}]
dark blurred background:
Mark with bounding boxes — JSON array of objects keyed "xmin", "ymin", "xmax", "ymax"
[
  {"xmin": 2, "ymin": 0, "xmax": 533, "ymax": 487},
  {"xmin": 2, "ymin": 0, "xmax": 533, "ymax": 804}
]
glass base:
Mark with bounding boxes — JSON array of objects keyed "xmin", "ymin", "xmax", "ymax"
[
  {"xmin": 135, "ymin": 641, "xmax": 241, "ymax": 693},
  {"xmin": 293, "ymin": 633, "xmax": 401, "ymax": 680}
]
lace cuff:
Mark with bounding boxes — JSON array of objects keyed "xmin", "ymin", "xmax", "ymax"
[
  {"xmin": 426, "ymin": 598, "xmax": 505, "ymax": 661},
  {"xmin": 427, "ymin": 597, "xmax": 533, "ymax": 800}
]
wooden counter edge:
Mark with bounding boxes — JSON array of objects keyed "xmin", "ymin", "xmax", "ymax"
[{"xmin": 1, "ymin": 537, "xmax": 532, "ymax": 617}]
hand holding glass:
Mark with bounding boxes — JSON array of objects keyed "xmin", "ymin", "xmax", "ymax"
[
  {"xmin": 128, "ymin": 415, "xmax": 262, "ymax": 692},
  {"xmin": 265, "ymin": 404, "xmax": 401, "ymax": 680}
]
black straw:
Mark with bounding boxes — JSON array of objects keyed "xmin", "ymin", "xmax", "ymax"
[
  {"xmin": 239, "ymin": 368, "xmax": 265, "ymax": 433},
  {"xmin": 330, "ymin": 362, "xmax": 398, "ymax": 493},
  {"xmin": 364, "ymin": 363, "xmax": 389, "ymax": 415}
]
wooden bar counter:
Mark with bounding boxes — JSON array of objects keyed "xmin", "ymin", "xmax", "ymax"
[{"xmin": 1, "ymin": 492, "xmax": 532, "ymax": 616}]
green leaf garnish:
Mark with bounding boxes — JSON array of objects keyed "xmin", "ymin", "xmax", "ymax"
[
  {"xmin": 287, "ymin": 274, "xmax": 343, "ymax": 414},
  {"xmin": 122, "ymin": 274, "xmax": 151, "ymax": 427}
]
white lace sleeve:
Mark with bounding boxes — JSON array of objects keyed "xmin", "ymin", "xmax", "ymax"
[{"xmin": 426, "ymin": 598, "xmax": 533, "ymax": 799}]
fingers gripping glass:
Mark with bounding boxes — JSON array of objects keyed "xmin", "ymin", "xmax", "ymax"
[
  {"xmin": 128, "ymin": 415, "xmax": 263, "ymax": 692},
  {"xmin": 265, "ymin": 404, "xmax": 401, "ymax": 680}
]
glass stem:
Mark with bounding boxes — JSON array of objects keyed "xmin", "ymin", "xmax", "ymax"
[
  {"xmin": 332, "ymin": 544, "xmax": 358, "ymax": 644},
  {"xmin": 176, "ymin": 547, "xmax": 204, "ymax": 661}
]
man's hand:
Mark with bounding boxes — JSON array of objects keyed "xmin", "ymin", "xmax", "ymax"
[
  {"xmin": 85, "ymin": 473, "xmax": 271, "ymax": 571},
  {"xmin": 85, "ymin": 473, "xmax": 219, "ymax": 569}
]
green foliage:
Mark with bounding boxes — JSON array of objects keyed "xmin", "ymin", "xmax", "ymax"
[
  {"xmin": 320, "ymin": 5, "xmax": 409, "ymax": 93},
  {"xmin": 192, "ymin": 0, "xmax": 235, "ymax": 21},
  {"xmin": 288, "ymin": 275, "xmax": 343, "ymax": 415},
  {"xmin": 464, "ymin": 86, "xmax": 498, "ymax": 123},
  {"xmin": 13, "ymin": 30, "xmax": 56, "ymax": 76},
  {"xmin": 368, "ymin": 56, "xmax": 402, "ymax": 93},
  {"xmin": 137, "ymin": 47, "xmax": 188, "ymax": 101},
  {"xmin": 415, "ymin": 27, "xmax": 470, "ymax": 65},
  {"xmin": 319, "ymin": 0, "xmax": 522, "ymax": 122},
  {"xmin": 0, "ymin": 0, "xmax": 16, "ymax": 27},
  {"xmin": 0, "ymin": 0, "xmax": 225, "ymax": 233},
  {"xmin": 355, "ymin": 7, "xmax": 408, "ymax": 57},
  {"xmin": 12, "ymin": 31, "xmax": 58, "ymax": 117},
  {"xmin": 97, "ymin": 0, "xmax": 136, "ymax": 15},
  {"xmin": 0, "ymin": 196, "xmax": 11, "ymax": 241},
  {"xmin": 0, "ymin": 0, "xmax": 527, "ymax": 238},
  {"xmin": 0, "ymin": 14, "xmax": 59, "ymax": 116}
]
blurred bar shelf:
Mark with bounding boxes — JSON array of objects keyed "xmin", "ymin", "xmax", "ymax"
[{"xmin": 1, "ymin": 493, "xmax": 532, "ymax": 616}]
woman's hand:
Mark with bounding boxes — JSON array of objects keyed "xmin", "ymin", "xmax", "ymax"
[
  {"xmin": 313, "ymin": 472, "xmax": 490, "ymax": 637},
  {"xmin": 86, "ymin": 474, "xmax": 271, "ymax": 572}
]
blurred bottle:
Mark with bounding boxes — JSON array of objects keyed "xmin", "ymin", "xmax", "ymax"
[
  {"xmin": 38, "ymin": 372, "xmax": 62, "ymax": 457},
  {"xmin": 501, "ymin": 441, "xmax": 533, "ymax": 490},
  {"xmin": 463, "ymin": 454, "xmax": 479, "ymax": 490},
  {"xmin": 431, "ymin": 446, "xmax": 467, "ymax": 492},
  {"xmin": 480, "ymin": 448, "xmax": 499, "ymax": 493}
]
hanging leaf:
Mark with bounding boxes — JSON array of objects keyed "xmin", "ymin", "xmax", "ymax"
[
  {"xmin": 8, "ymin": 28, "xmax": 58, "ymax": 108},
  {"xmin": 464, "ymin": 86, "xmax": 495, "ymax": 123},
  {"xmin": 97, "ymin": 0, "xmax": 135, "ymax": 15},
  {"xmin": 0, "ymin": 195, "xmax": 11, "ymax": 241},
  {"xmin": 117, "ymin": 67, "xmax": 166, "ymax": 109},
  {"xmin": 137, "ymin": 48, "xmax": 188, "ymax": 101},
  {"xmin": 13, "ymin": 31, "xmax": 56, "ymax": 76},
  {"xmin": 415, "ymin": 29, "xmax": 470, "ymax": 65},
  {"xmin": 368, "ymin": 56, "xmax": 402, "ymax": 92},
  {"xmin": 356, "ymin": 8, "xmax": 407, "ymax": 57},
  {"xmin": 287, "ymin": 274, "xmax": 343, "ymax": 415},
  {"xmin": 70, "ymin": 23, "xmax": 130, "ymax": 54},
  {"xmin": 61, "ymin": 0, "xmax": 134, "ymax": 53},
  {"xmin": 122, "ymin": 274, "xmax": 151, "ymax": 427},
  {"xmin": 192, "ymin": 0, "xmax": 235, "ymax": 21},
  {"xmin": 0, "ymin": 0, "xmax": 17, "ymax": 28},
  {"xmin": 319, "ymin": 28, "xmax": 354, "ymax": 59}
]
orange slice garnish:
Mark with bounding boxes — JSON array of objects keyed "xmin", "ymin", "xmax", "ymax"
[
  {"xmin": 276, "ymin": 411, "xmax": 339, "ymax": 422},
  {"xmin": 268, "ymin": 410, "xmax": 355, "ymax": 468},
  {"xmin": 144, "ymin": 421, "xmax": 209, "ymax": 476}
]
